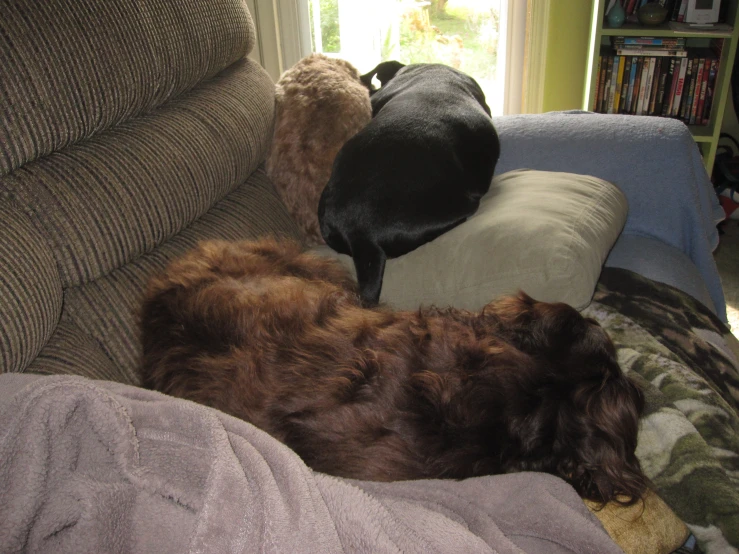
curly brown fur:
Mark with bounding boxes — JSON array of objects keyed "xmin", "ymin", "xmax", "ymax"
[
  {"xmin": 139, "ymin": 238, "xmax": 647, "ymax": 505},
  {"xmin": 266, "ymin": 54, "xmax": 372, "ymax": 245}
]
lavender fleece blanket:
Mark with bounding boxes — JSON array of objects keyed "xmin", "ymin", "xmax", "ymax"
[{"xmin": 0, "ymin": 374, "xmax": 622, "ymax": 554}]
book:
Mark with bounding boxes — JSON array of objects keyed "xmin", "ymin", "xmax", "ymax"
[
  {"xmin": 636, "ymin": 58, "xmax": 651, "ymax": 115},
  {"xmin": 615, "ymin": 48, "xmax": 687, "ymax": 57},
  {"xmin": 602, "ymin": 56, "xmax": 615, "ymax": 113},
  {"xmin": 643, "ymin": 59, "xmax": 655, "ymax": 114},
  {"xmin": 701, "ymin": 58, "xmax": 719, "ymax": 124},
  {"xmin": 612, "ymin": 36, "xmax": 686, "ymax": 47},
  {"xmin": 625, "ymin": 0, "xmax": 639, "ymax": 16},
  {"xmin": 626, "ymin": 57, "xmax": 640, "ymax": 114},
  {"xmin": 680, "ymin": 58, "xmax": 698, "ymax": 122},
  {"xmin": 662, "ymin": 58, "xmax": 677, "ymax": 116},
  {"xmin": 693, "ymin": 58, "xmax": 710, "ymax": 125},
  {"xmin": 631, "ymin": 57, "xmax": 644, "ymax": 114},
  {"xmin": 654, "ymin": 58, "xmax": 670, "ymax": 115},
  {"xmin": 665, "ymin": 58, "xmax": 681, "ymax": 116},
  {"xmin": 677, "ymin": 0, "xmax": 688, "ymax": 22},
  {"xmin": 672, "ymin": 57, "xmax": 688, "ymax": 117},
  {"xmin": 593, "ymin": 55, "xmax": 602, "ymax": 111},
  {"xmin": 597, "ymin": 56, "xmax": 607, "ymax": 113},
  {"xmin": 689, "ymin": 58, "xmax": 706, "ymax": 124},
  {"xmin": 598, "ymin": 55, "xmax": 609, "ymax": 113},
  {"xmin": 608, "ymin": 56, "xmax": 621, "ymax": 113},
  {"xmin": 671, "ymin": 0, "xmax": 683, "ymax": 22},
  {"xmin": 614, "ymin": 55, "xmax": 627, "ymax": 112},
  {"xmin": 619, "ymin": 57, "xmax": 633, "ymax": 113},
  {"xmin": 648, "ymin": 57, "xmax": 663, "ymax": 115},
  {"xmin": 677, "ymin": 59, "xmax": 693, "ymax": 119}
]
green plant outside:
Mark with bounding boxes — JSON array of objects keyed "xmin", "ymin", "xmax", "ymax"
[
  {"xmin": 310, "ymin": 0, "xmax": 499, "ymax": 83},
  {"xmin": 310, "ymin": 0, "xmax": 340, "ymax": 53}
]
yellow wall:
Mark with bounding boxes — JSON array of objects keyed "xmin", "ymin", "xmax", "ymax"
[{"xmin": 541, "ymin": 1, "xmax": 595, "ymax": 112}]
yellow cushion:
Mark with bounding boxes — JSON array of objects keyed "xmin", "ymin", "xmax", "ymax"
[{"xmin": 586, "ymin": 490, "xmax": 690, "ymax": 554}]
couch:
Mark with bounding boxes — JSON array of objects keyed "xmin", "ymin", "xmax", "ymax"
[{"xmin": 2, "ymin": 0, "xmax": 738, "ymax": 552}]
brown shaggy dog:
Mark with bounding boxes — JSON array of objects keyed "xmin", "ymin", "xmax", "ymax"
[
  {"xmin": 139, "ymin": 238, "xmax": 647, "ymax": 505},
  {"xmin": 266, "ymin": 54, "xmax": 372, "ymax": 245}
]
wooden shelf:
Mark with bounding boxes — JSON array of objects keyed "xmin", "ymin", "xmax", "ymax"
[
  {"xmin": 601, "ymin": 22, "xmax": 734, "ymax": 38},
  {"xmin": 584, "ymin": 0, "xmax": 739, "ymax": 171}
]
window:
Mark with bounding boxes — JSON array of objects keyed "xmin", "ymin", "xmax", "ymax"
[{"xmin": 251, "ymin": 0, "xmax": 526, "ymax": 115}]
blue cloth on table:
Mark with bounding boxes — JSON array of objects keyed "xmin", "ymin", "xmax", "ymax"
[{"xmin": 491, "ymin": 111, "xmax": 726, "ymax": 322}]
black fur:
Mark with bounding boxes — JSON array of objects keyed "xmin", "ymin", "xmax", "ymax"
[{"xmin": 318, "ymin": 62, "xmax": 500, "ymax": 305}]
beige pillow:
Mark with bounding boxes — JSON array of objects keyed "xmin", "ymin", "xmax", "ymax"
[{"xmin": 311, "ymin": 169, "xmax": 628, "ymax": 310}]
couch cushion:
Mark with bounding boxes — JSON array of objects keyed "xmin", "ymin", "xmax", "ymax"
[
  {"xmin": 25, "ymin": 322, "xmax": 123, "ymax": 382},
  {"xmin": 0, "ymin": 0, "xmax": 255, "ymax": 175},
  {"xmin": 313, "ymin": 169, "xmax": 628, "ymax": 311},
  {"xmin": 0, "ymin": 201, "xmax": 63, "ymax": 373},
  {"xmin": 60, "ymin": 169, "xmax": 302, "ymax": 385},
  {"xmin": 2, "ymin": 58, "xmax": 275, "ymax": 288}
]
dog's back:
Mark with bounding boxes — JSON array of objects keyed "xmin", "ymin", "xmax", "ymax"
[
  {"xmin": 318, "ymin": 63, "xmax": 500, "ymax": 305},
  {"xmin": 139, "ymin": 238, "xmax": 646, "ymax": 504},
  {"xmin": 267, "ymin": 54, "xmax": 371, "ymax": 245}
]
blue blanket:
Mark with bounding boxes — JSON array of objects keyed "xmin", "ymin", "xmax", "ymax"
[{"xmin": 492, "ymin": 111, "xmax": 726, "ymax": 321}]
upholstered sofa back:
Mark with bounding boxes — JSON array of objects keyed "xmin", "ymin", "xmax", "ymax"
[{"xmin": 0, "ymin": 0, "xmax": 302, "ymax": 384}]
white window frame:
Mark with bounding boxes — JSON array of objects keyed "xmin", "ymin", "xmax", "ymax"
[
  {"xmin": 249, "ymin": 0, "xmax": 528, "ymax": 115},
  {"xmin": 521, "ymin": 0, "xmax": 550, "ymax": 114}
]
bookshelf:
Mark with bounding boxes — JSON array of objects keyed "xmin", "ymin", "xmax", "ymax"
[{"xmin": 584, "ymin": 0, "xmax": 739, "ymax": 170}]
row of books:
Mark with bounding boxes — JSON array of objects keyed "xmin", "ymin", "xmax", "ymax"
[
  {"xmin": 611, "ymin": 35, "xmax": 687, "ymax": 57},
  {"xmin": 594, "ymin": 51, "xmax": 718, "ymax": 125}
]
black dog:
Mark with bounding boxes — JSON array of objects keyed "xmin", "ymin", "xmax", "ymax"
[{"xmin": 318, "ymin": 62, "xmax": 500, "ymax": 306}]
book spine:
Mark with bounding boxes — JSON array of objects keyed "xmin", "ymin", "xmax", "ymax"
[
  {"xmin": 672, "ymin": 58, "xmax": 688, "ymax": 117},
  {"xmin": 608, "ymin": 56, "xmax": 620, "ymax": 114},
  {"xmin": 694, "ymin": 58, "xmax": 710, "ymax": 125},
  {"xmin": 677, "ymin": 0, "xmax": 688, "ymax": 22},
  {"xmin": 593, "ymin": 55, "xmax": 602, "ymax": 111},
  {"xmin": 680, "ymin": 58, "xmax": 696, "ymax": 122},
  {"xmin": 648, "ymin": 57, "xmax": 662, "ymax": 115},
  {"xmin": 689, "ymin": 58, "xmax": 706, "ymax": 124},
  {"xmin": 603, "ymin": 56, "xmax": 614, "ymax": 113},
  {"xmin": 597, "ymin": 55, "xmax": 609, "ymax": 113},
  {"xmin": 616, "ymin": 37, "xmax": 685, "ymax": 47},
  {"xmin": 631, "ymin": 57, "xmax": 644, "ymax": 114},
  {"xmin": 615, "ymin": 48, "xmax": 687, "ymax": 57},
  {"xmin": 654, "ymin": 58, "xmax": 670, "ymax": 116},
  {"xmin": 619, "ymin": 57, "xmax": 632, "ymax": 113},
  {"xmin": 614, "ymin": 55, "xmax": 627, "ymax": 113},
  {"xmin": 663, "ymin": 58, "xmax": 678, "ymax": 116},
  {"xmin": 636, "ymin": 58, "xmax": 651, "ymax": 115},
  {"xmin": 671, "ymin": 0, "xmax": 683, "ymax": 21},
  {"xmin": 602, "ymin": 56, "xmax": 612, "ymax": 113},
  {"xmin": 641, "ymin": 58, "xmax": 655, "ymax": 115},
  {"xmin": 702, "ymin": 58, "xmax": 719, "ymax": 124},
  {"xmin": 626, "ymin": 57, "xmax": 639, "ymax": 114}
]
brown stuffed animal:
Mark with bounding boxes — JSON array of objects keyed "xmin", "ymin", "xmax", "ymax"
[
  {"xmin": 266, "ymin": 54, "xmax": 371, "ymax": 245},
  {"xmin": 586, "ymin": 490, "xmax": 690, "ymax": 554}
]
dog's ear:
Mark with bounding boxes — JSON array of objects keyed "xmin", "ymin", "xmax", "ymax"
[
  {"xmin": 360, "ymin": 60, "xmax": 406, "ymax": 93},
  {"xmin": 563, "ymin": 375, "xmax": 646, "ymax": 506}
]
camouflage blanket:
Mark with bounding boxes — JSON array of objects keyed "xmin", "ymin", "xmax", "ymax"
[{"xmin": 584, "ymin": 268, "xmax": 739, "ymax": 554}]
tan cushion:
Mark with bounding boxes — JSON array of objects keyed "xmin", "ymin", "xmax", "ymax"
[{"xmin": 312, "ymin": 169, "xmax": 628, "ymax": 310}]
